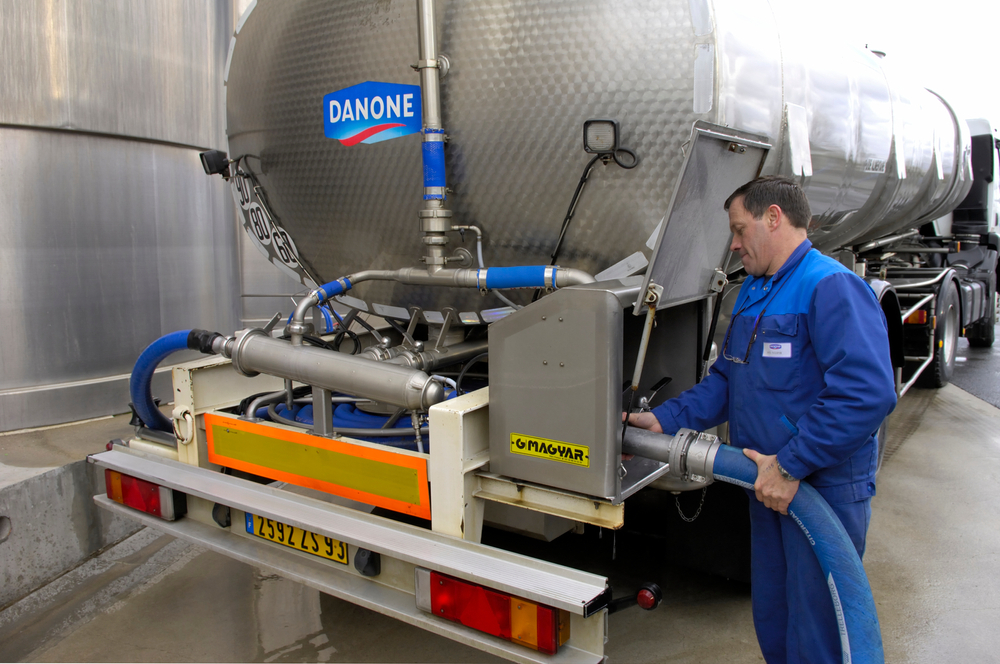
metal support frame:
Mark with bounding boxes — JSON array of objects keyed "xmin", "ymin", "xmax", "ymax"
[
  {"xmin": 313, "ymin": 386, "xmax": 334, "ymax": 436},
  {"xmin": 428, "ymin": 388, "xmax": 491, "ymax": 540},
  {"xmin": 893, "ymin": 289, "xmax": 940, "ymax": 398},
  {"xmin": 170, "ymin": 354, "xmax": 285, "ymax": 467},
  {"xmin": 429, "ymin": 388, "xmax": 625, "ymax": 538},
  {"xmin": 474, "ymin": 474, "xmax": 624, "ymax": 530}
]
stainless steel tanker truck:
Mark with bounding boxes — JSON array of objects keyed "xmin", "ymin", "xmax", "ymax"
[{"xmin": 90, "ymin": 0, "xmax": 999, "ymax": 661}]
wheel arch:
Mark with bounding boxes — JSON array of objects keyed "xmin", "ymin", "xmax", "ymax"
[{"xmin": 868, "ymin": 279, "xmax": 905, "ymax": 370}]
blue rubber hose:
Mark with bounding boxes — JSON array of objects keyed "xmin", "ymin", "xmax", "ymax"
[
  {"xmin": 319, "ymin": 305, "xmax": 335, "ymax": 333},
  {"xmin": 315, "ymin": 277, "xmax": 352, "ymax": 303},
  {"xmin": 712, "ymin": 444, "xmax": 884, "ymax": 663},
  {"xmin": 129, "ymin": 330, "xmax": 193, "ymax": 433},
  {"xmin": 484, "ymin": 266, "xmax": 549, "ymax": 290},
  {"xmin": 291, "ymin": 403, "xmax": 418, "ymax": 449}
]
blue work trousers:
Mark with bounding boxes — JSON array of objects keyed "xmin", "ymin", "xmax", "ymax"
[{"xmin": 748, "ymin": 493, "xmax": 872, "ymax": 664}]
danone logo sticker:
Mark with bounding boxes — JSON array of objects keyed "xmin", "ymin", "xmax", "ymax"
[
  {"xmin": 323, "ymin": 81, "xmax": 422, "ymax": 146},
  {"xmin": 510, "ymin": 433, "xmax": 590, "ymax": 467}
]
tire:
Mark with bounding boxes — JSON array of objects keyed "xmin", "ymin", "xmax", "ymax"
[{"xmin": 921, "ymin": 280, "xmax": 960, "ymax": 388}]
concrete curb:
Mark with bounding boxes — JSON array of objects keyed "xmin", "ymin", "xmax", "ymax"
[{"xmin": 0, "ymin": 459, "xmax": 142, "ymax": 610}]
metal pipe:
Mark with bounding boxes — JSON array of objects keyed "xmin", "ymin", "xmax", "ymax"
[
  {"xmin": 288, "ymin": 266, "xmax": 596, "ymax": 339},
  {"xmin": 553, "ymin": 268, "xmax": 597, "ymax": 287},
  {"xmin": 883, "ymin": 267, "xmax": 950, "ymax": 271},
  {"xmin": 898, "ymin": 355, "xmax": 934, "ymax": 398},
  {"xmin": 244, "ymin": 390, "xmax": 287, "ymax": 421},
  {"xmin": 899, "ymin": 294, "xmax": 935, "ymax": 321},
  {"xmin": 883, "ymin": 248, "xmax": 951, "ymax": 254},
  {"xmin": 855, "ymin": 229, "xmax": 920, "ymax": 253},
  {"xmin": 225, "ymin": 329, "xmax": 446, "ymax": 411},
  {"xmin": 416, "ymin": 0, "xmax": 450, "ymax": 268},
  {"xmin": 416, "ymin": 0, "xmax": 442, "ymax": 132},
  {"xmin": 363, "ymin": 338, "xmax": 490, "ymax": 372},
  {"xmin": 622, "ymin": 427, "xmax": 721, "ymax": 484},
  {"xmin": 890, "ymin": 270, "xmax": 951, "ymax": 290},
  {"xmin": 412, "ymin": 412, "xmax": 425, "ymax": 453}
]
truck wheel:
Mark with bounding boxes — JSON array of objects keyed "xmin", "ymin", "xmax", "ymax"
[{"xmin": 922, "ymin": 280, "xmax": 960, "ymax": 388}]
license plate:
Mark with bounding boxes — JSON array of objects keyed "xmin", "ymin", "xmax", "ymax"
[{"xmin": 245, "ymin": 513, "xmax": 349, "ymax": 565}]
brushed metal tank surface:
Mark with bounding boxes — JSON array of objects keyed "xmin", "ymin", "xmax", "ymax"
[
  {"xmin": 0, "ymin": 0, "xmax": 241, "ymax": 431},
  {"xmin": 226, "ymin": 0, "xmax": 706, "ymax": 315},
  {"xmin": 0, "ymin": 0, "xmax": 232, "ymax": 150},
  {"xmin": 0, "ymin": 128, "xmax": 240, "ymax": 390},
  {"xmin": 227, "ymin": 0, "xmax": 972, "ymax": 316}
]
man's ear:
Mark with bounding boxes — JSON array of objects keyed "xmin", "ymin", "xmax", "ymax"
[{"xmin": 767, "ymin": 204, "xmax": 782, "ymax": 230}]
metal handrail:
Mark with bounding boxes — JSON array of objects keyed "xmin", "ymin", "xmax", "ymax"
[
  {"xmin": 899, "ymin": 294, "xmax": 935, "ymax": 321},
  {"xmin": 889, "ymin": 270, "xmax": 951, "ymax": 290}
]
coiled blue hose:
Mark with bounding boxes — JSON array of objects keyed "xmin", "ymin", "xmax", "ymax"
[
  {"xmin": 712, "ymin": 444, "xmax": 884, "ymax": 663},
  {"xmin": 129, "ymin": 330, "xmax": 192, "ymax": 433},
  {"xmin": 282, "ymin": 403, "xmax": 420, "ymax": 449}
]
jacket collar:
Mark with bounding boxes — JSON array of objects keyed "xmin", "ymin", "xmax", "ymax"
[{"xmin": 767, "ymin": 238, "xmax": 812, "ymax": 286}]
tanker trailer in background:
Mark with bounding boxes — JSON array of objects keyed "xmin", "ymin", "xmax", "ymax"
[{"xmin": 90, "ymin": 0, "xmax": 998, "ymax": 661}]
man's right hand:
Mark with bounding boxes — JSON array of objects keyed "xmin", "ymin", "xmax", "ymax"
[{"xmin": 623, "ymin": 411, "xmax": 663, "ymax": 433}]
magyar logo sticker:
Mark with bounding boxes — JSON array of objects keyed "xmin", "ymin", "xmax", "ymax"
[
  {"xmin": 323, "ymin": 81, "xmax": 422, "ymax": 146},
  {"xmin": 509, "ymin": 433, "xmax": 590, "ymax": 467}
]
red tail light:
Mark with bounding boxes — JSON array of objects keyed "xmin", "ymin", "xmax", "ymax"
[
  {"xmin": 105, "ymin": 469, "xmax": 186, "ymax": 521},
  {"xmin": 415, "ymin": 569, "xmax": 570, "ymax": 654}
]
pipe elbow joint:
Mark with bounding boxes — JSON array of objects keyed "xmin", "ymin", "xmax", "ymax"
[
  {"xmin": 554, "ymin": 267, "xmax": 596, "ymax": 287},
  {"xmin": 416, "ymin": 375, "xmax": 446, "ymax": 410}
]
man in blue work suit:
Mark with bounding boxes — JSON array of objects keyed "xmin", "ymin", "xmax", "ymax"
[{"xmin": 629, "ymin": 176, "xmax": 896, "ymax": 663}]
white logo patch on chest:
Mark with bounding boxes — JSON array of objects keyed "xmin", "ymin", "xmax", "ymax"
[{"xmin": 762, "ymin": 342, "xmax": 792, "ymax": 358}]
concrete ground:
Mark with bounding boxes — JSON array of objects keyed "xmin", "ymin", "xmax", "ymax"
[{"xmin": 1, "ymin": 333, "xmax": 998, "ymax": 663}]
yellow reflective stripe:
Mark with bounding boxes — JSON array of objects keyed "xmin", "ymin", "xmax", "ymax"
[{"xmin": 210, "ymin": 424, "xmax": 421, "ymax": 506}]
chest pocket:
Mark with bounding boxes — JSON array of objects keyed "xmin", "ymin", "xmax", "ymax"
[{"xmin": 754, "ymin": 314, "xmax": 801, "ymax": 391}]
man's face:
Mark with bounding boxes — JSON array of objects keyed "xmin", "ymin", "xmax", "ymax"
[{"xmin": 729, "ymin": 197, "xmax": 773, "ymax": 277}]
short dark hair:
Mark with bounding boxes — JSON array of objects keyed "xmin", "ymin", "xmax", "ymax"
[{"xmin": 724, "ymin": 176, "xmax": 812, "ymax": 229}]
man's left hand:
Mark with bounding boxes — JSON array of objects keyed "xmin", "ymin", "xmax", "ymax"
[{"xmin": 743, "ymin": 449, "xmax": 799, "ymax": 515}]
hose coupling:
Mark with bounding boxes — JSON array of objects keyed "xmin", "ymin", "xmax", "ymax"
[
  {"xmin": 286, "ymin": 320, "xmax": 314, "ymax": 341},
  {"xmin": 621, "ymin": 426, "xmax": 722, "ymax": 484},
  {"xmin": 668, "ymin": 429, "xmax": 722, "ymax": 483},
  {"xmin": 229, "ymin": 328, "xmax": 267, "ymax": 377},
  {"xmin": 187, "ymin": 329, "xmax": 226, "ymax": 355}
]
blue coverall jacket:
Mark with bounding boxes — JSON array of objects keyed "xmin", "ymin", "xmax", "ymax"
[{"xmin": 650, "ymin": 239, "xmax": 896, "ymax": 663}]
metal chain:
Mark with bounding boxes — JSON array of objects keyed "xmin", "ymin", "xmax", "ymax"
[{"xmin": 675, "ymin": 487, "xmax": 708, "ymax": 523}]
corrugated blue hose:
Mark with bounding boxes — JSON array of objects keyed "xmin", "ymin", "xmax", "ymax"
[
  {"xmin": 129, "ymin": 330, "xmax": 192, "ymax": 433},
  {"xmin": 712, "ymin": 444, "xmax": 884, "ymax": 664}
]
